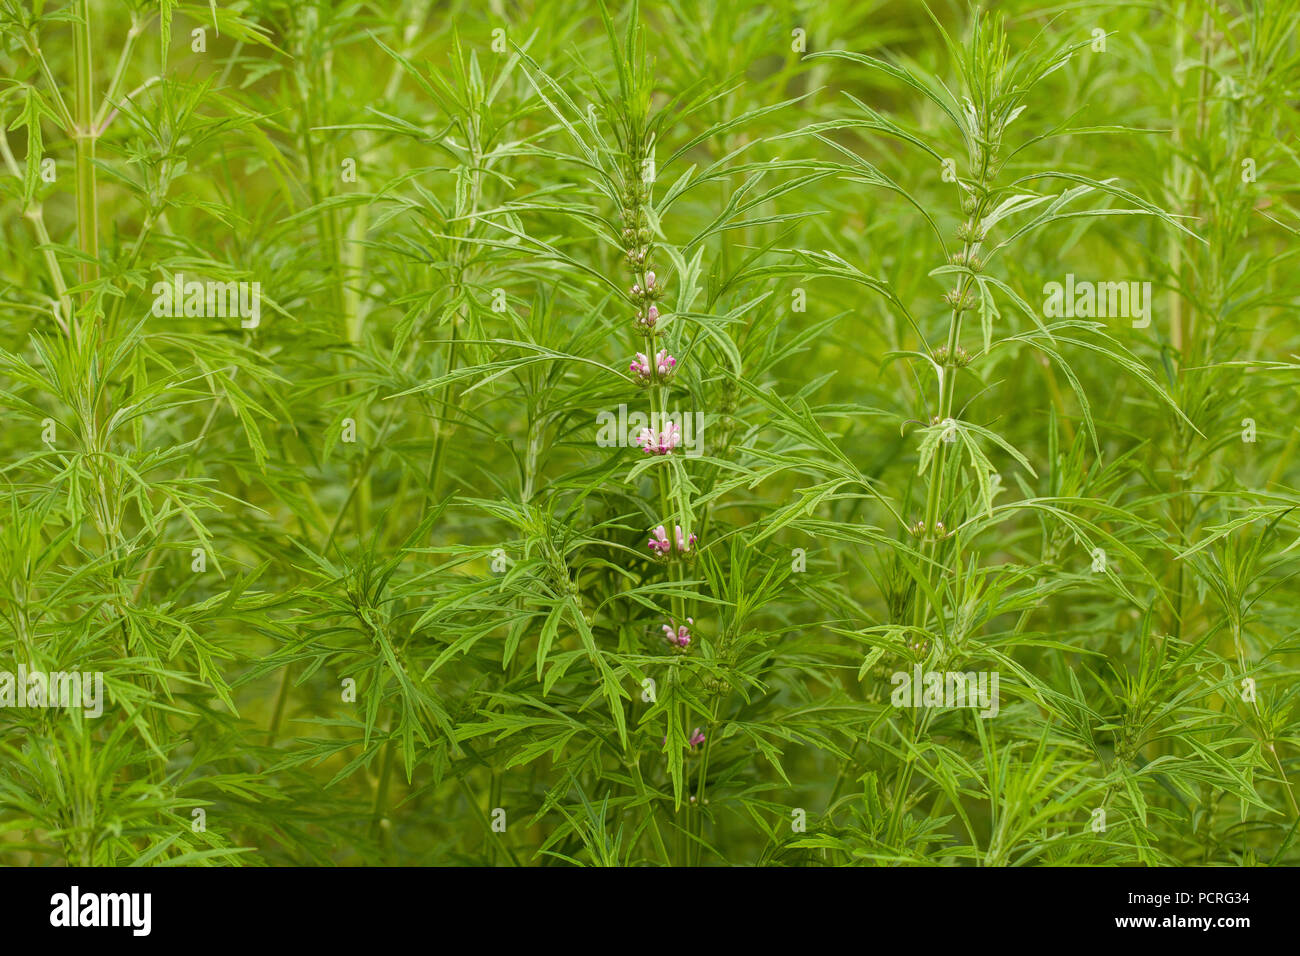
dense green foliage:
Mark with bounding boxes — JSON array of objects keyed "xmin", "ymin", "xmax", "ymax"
[{"xmin": 2, "ymin": 0, "xmax": 1299, "ymax": 866}]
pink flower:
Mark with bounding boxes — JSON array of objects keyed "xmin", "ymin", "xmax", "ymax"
[
  {"xmin": 660, "ymin": 727, "xmax": 706, "ymax": 749},
  {"xmin": 648, "ymin": 525, "xmax": 672, "ymax": 556},
  {"xmin": 630, "ymin": 352, "xmax": 652, "ymax": 385},
  {"xmin": 674, "ymin": 524, "xmax": 696, "ymax": 553},
  {"xmin": 653, "ymin": 349, "xmax": 676, "ymax": 379},
  {"xmin": 638, "ymin": 421, "xmax": 681, "ymax": 455},
  {"xmin": 646, "ymin": 271, "xmax": 656, "ymax": 290},
  {"xmin": 663, "ymin": 617, "xmax": 694, "ymax": 648}
]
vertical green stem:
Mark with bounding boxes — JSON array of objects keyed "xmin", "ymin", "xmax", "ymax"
[
  {"xmin": 897, "ymin": 93, "xmax": 994, "ymax": 837},
  {"xmin": 72, "ymin": 0, "xmax": 98, "ymax": 304}
]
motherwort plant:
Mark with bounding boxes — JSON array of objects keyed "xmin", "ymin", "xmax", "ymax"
[
  {"xmin": 496, "ymin": 1, "xmax": 840, "ymax": 863},
  {"xmin": 515, "ymin": 2, "xmax": 714, "ymax": 851},
  {"xmin": 797, "ymin": 12, "xmax": 1220, "ymax": 859}
]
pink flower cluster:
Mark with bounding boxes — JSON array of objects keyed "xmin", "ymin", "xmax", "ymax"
[
  {"xmin": 647, "ymin": 524, "xmax": 696, "ymax": 558},
  {"xmin": 629, "ymin": 348, "xmax": 677, "ymax": 387},
  {"xmin": 637, "ymin": 421, "xmax": 680, "ymax": 455},
  {"xmin": 663, "ymin": 618, "xmax": 694, "ymax": 648}
]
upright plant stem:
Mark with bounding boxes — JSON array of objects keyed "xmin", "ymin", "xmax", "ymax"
[
  {"xmin": 72, "ymin": 0, "xmax": 98, "ymax": 306},
  {"xmin": 898, "ymin": 98, "xmax": 994, "ymax": 835}
]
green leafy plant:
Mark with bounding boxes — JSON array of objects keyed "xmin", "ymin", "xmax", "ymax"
[{"xmin": 1, "ymin": 0, "xmax": 1297, "ymax": 867}]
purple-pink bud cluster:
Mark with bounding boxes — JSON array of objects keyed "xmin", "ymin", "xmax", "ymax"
[{"xmin": 648, "ymin": 524, "xmax": 696, "ymax": 558}]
